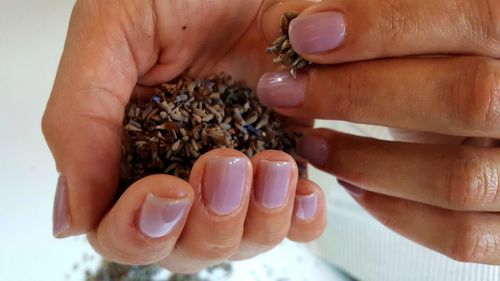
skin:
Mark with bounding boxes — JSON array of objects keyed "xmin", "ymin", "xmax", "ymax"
[
  {"xmin": 41, "ymin": 0, "xmax": 500, "ymax": 273},
  {"xmin": 42, "ymin": 0, "xmax": 325, "ymax": 274},
  {"xmin": 267, "ymin": 0, "xmax": 500, "ymax": 265}
]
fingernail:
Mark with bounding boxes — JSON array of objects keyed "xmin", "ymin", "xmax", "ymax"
[
  {"xmin": 337, "ymin": 180, "xmax": 365, "ymax": 198},
  {"xmin": 257, "ymin": 72, "xmax": 306, "ymax": 107},
  {"xmin": 255, "ymin": 160, "xmax": 293, "ymax": 209},
  {"xmin": 297, "ymin": 135, "xmax": 328, "ymax": 165},
  {"xmin": 139, "ymin": 193, "xmax": 189, "ymax": 238},
  {"xmin": 203, "ymin": 157, "xmax": 248, "ymax": 215},
  {"xmin": 53, "ymin": 174, "xmax": 71, "ymax": 238},
  {"xmin": 294, "ymin": 193, "xmax": 318, "ymax": 220},
  {"xmin": 289, "ymin": 11, "xmax": 346, "ymax": 54}
]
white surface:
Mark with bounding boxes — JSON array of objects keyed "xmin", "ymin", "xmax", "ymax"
[{"xmin": 0, "ymin": 1, "xmax": 343, "ymax": 280}]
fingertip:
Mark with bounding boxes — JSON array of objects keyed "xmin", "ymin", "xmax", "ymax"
[
  {"xmin": 90, "ymin": 175, "xmax": 194, "ymax": 265},
  {"xmin": 250, "ymin": 150, "xmax": 298, "ymax": 210},
  {"xmin": 189, "ymin": 148, "xmax": 252, "ymax": 216},
  {"xmin": 288, "ymin": 179, "xmax": 326, "ymax": 242}
]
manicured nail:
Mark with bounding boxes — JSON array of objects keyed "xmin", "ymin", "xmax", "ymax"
[
  {"xmin": 297, "ymin": 135, "xmax": 328, "ymax": 165},
  {"xmin": 255, "ymin": 160, "xmax": 293, "ymax": 209},
  {"xmin": 289, "ymin": 11, "xmax": 346, "ymax": 54},
  {"xmin": 257, "ymin": 72, "xmax": 306, "ymax": 107},
  {"xmin": 203, "ymin": 157, "xmax": 248, "ymax": 215},
  {"xmin": 337, "ymin": 180, "xmax": 365, "ymax": 198},
  {"xmin": 294, "ymin": 193, "xmax": 318, "ymax": 220},
  {"xmin": 139, "ymin": 193, "xmax": 189, "ymax": 238},
  {"xmin": 53, "ymin": 174, "xmax": 71, "ymax": 238}
]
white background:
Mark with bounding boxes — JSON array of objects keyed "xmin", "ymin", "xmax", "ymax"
[{"xmin": 0, "ymin": 1, "xmax": 345, "ymax": 280}]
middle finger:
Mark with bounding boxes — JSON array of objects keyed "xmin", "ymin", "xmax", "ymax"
[
  {"xmin": 257, "ymin": 56, "xmax": 500, "ymax": 138},
  {"xmin": 298, "ymin": 128, "xmax": 500, "ymax": 212}
]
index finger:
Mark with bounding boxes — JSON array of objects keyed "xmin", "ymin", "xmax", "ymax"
[{"xmin": 260, "ymin": 0, "xmax": 499, "ymax": 63}]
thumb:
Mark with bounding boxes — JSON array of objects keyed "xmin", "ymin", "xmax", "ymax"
[
  {"xmin": 42, "ymin": 1, "xmax": 156, "ymax": 237},
  {"xmin": 259, "ymin": 0, "xmax": 312, "ymax": 47}
]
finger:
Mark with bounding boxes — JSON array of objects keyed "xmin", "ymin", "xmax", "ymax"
[
  {"xmin": 260, "ymin": 0, "xmax": 500, "ymax": 63},
  {"xmin": 160, "ymin": 149, "xmax": 253, "ymax": 274},
  {"xmin": 257, "ymin": 57, "xmax": 500, "ymax": 138},
  {"xmin": 340, "ymin": 182, "xmax": 500, "ymax": 265},
  {"xmin": 231, "ymin": 150, "xmax": 298, "ymax": 260},
  {"xmin": 87, "ymin": 175, "xmax": 194, "ymax": 265},
  {"xmin": 288, "ymin": 179, "xmax": 326, "ymax": 242},
  {"xmin": 298, "ymin": 128, "xmax": 500, "ymax": 212},
  {"xmin": 42, "ymin": 2, "xmax": 157, "ymax": 237}
]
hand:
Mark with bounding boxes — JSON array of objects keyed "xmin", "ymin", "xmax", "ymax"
[
  {"xmin": 42, "ymin": 0, "xmax": 326, "ymax": 273},
  {"xmin": 257, "ymin": 0, "xmax": 500, "ymax": 264}
]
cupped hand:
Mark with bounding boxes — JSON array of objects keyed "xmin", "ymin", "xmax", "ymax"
[
  {"xmin": 257, "ymin": 0, "xmax": 500, "ymax": 264},
  {"xmin": 42, "ymin": 0, "xmax": 326, "ymax": 273}
]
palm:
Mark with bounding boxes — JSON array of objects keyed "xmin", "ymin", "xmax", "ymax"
[{"xmin": 138, "ymin": 0, "xmax": 275, "ymax": 89}]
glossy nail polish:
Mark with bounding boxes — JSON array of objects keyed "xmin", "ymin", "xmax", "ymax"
[
  {"xmin": 139, "ymin": 193, "xmax": 189, "ymax": 238},
  {"xmin": 255, "ymin": 160, "xmax": 293, "ymax": 209},
  {"xmin": 257, "ymin": 72, "xmax": 306, "ymax": 107},
  {"xmin": 289, "ymin": 11, "xmax": 346, "ymax": 54},
  {"xmin": 203, "ymin": 157, "xmax": 248, "ymax": 215},
  {"xmin": 294, "ymin": 193, "xmax": 318, "ymax": 220},
  {"xmin": 53, "ymin": 174, "xmax": 71, "ymax": 238}
]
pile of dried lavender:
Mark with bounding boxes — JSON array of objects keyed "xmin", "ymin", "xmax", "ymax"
[
  {"xmin": 120, "ymin": 73, "xmax": 296, "ymax": 188},
  {"xmin": 266, "ymin": 12, "xmax": 310, "ymax": 78}
]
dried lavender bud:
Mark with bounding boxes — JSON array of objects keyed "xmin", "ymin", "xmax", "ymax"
[
  {"xmin": 266, "ymin": 12, "xmax": 311, "ymax": 78},
  {"xmin": 120, "ymin": 73, "xmax": 298, "ymax": 191}
]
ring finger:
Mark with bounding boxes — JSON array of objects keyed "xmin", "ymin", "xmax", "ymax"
[{"xmin": 261, "ymin": 0, "xmax": 500, "ymax": 63}]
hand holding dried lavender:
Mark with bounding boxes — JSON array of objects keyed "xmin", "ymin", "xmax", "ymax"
[{"xmin": 43, "ymin": 0, "xmax": 327, "ymax": 276}]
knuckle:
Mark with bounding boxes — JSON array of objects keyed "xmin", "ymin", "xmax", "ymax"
[
  {"xmin": 41, "ymin": 110, "xmax": 53, "ymax": 140},
  {"xmin": 479, "ymin": 0, "xmax": 500, "ymax": 48},
  {"xmin": 181, "ymin": 237, "xmax": 240, "ymax": 261},
  {"xmin": 446, "ymin": 149, "xmax": 499, "ymax": 210},
  {"xmin": 459, "ymin": 59, "xmax": 500, "ymax": 130},
  {"xmin": 379, "ymin": 0, "xmax": 417, "ymax": 43},
  {"xmin": 455, "ymin": 0, "xmax": 500, "ymax": 50},
  {"xmin": 254, "ymin": 230, "xmax": 288, "ymax": 246},
  {"xmin": 447, "ymin": 223, "xmax": 498, "ymax": 262}
]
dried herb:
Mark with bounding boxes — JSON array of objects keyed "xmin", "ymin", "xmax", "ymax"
[
  {"xmin": 120, "ymin": 73, "xmax": 297, "ymax": 189},
  {"xmin": 85, "ymin": 261, "xmax": 232, "ymax": 281},
  {"xmin": 266, "ymin": 12, "xmax": 311, "ymax": 78},
  {"xmin": 90, "ymin": 68, "xmax": 299, "ymax": 281}
]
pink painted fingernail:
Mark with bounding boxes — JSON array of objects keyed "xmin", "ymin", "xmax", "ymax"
[
  {"xmin": 257, "ymin": 72, "xmax": 306, "ymax": 107},
  {"xmin": 139, "ymin": 193, "xmax": 190, "ymax": 238},
  {"xmin": 289, "ymin": 11, "xmax": 346, "ymax": 54},
  {"xmin": 255, "ymin": 160, "xmax": 293, "ymax": 209},
  {"xmin": 297, "ymin": 135, "xmax": 329, "ymax": 165},
  {"xmin": 53, "ymin": 174, "xmax": 71, "ymax": 238},
  {"xmin": 337, "ymin": 180, "xmax": 365, "ymax": 198},
  {"xmin": 203, "ymin": 157, "xmax": 248, "ymax": 215},
  {"xmin": 294, "ymin": 193, "xmax": 318, "ymax": 220}
]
